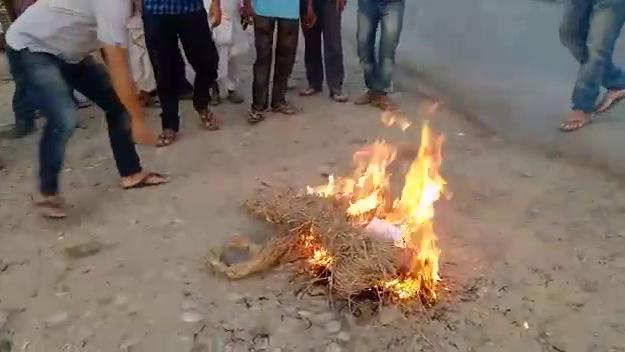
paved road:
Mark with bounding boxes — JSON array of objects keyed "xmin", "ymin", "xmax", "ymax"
[{"xmin": 343, "ymin": 0, "xmax": 625, "ymax": 175}]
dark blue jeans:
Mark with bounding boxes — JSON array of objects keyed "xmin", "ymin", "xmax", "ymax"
[
  {"xmin": 356, "ymin": 0, "xmax": 405, "ymax": 95},
  {"xmin": 6, "ymin": 50, "xmax": 37, "ymax": 131},
  {"xmin": 5, "ymin": 48, "xmax": 142, "ymax": 195},
  {"xmin": 559, "ymin": 0, "xmax": 625, "ymax": 113}
]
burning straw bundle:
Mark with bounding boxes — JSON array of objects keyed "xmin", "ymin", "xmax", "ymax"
[
  {"xmin": 205, "ymin": 188, "xmax": 435, "ymax": 308},
  {"xmin": 206, "ymin": 122, "xmax": 444, "ymax": 309}
]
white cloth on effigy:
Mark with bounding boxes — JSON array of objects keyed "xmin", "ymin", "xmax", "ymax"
[{"xmin": 127, "ymin": 15, "xmax": 156, "ymax": 93}]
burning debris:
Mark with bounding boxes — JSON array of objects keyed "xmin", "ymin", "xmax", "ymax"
[{"xmin": 206, "ymin": 122, "xmax": 447, "ymax": 311}]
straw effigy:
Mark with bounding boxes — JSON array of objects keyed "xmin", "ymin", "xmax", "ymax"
[{"xmin": 205, "ymin": 187, "xmax": 431, "ymax": 309}]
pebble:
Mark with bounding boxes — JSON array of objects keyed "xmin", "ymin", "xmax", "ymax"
[
  {"xmin": 325, "ymin": 342, "xmax": 342, "ymax": 352},
  {"xmin": 325, "ymin": 320, "xmax": 342, "ymax": 334},
  {"xmin": 182, "ymin": 300, "xmax": 199, "ymax": 311},
  {"xmin": 298, "ymin": 310, "xmax": 313, "ymax": 318},
  {"xmin": 120, "ymin": 337, "xmax": 141, "ymax": 351},
  {"xmin": 314, "ymin": 312, "xmax": 335, "ymax": 324},
  {"xmin": 44, "ymin": 312, "xmax": 69, "ymax": 327},
  {"xmin": 337, "ymin": 331, "xmax": 350, "ymax": 343},
  {"xmin": 378, "ymin": 306, "xmax": 403, "ymax": 326},
  {"xmin": 181, "ymin": 311, "xmax": 203, "ymax": 323}
]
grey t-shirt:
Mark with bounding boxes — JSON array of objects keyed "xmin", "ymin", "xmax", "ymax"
[{"xmin": 6, "ymin": 0, "xmax": 131, "ymax": 63}]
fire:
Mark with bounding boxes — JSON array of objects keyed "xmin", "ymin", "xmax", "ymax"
[{"xmin": 306, "ymin": 121, "xmax": 445, "ymax": 302}]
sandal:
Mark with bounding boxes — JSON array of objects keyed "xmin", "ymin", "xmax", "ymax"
[
  {"xmin": 199, "ymin": 109, "xmax": 220, "ymax": 130},
  {"xmin": 299, "ymin": 86, "xmax": 321, "ymax": 97},
  {"xmin": 596, "ymin": 89, "xmax": 625, "ymax": 113},
  {"xmin": 247, "ymin": 110, "xmax": 265, "ymax": 124},
  {"xmin": 122, "ymin": 172, "xmax": 169, "ymax": 190},
  {"xmin": 330, "ymin": 90, "xmax": 349, "ymax": 103},
  {"xmin": 156, "ymin": 130, "xmax": 178, "ymax": 147},
  {"xmin": 271, "ymin": 102, "xmax": 297, "ymax": 115},
  {"xmin": 33, "ymin": 195, "xmax": 66, "ymax": 219},
  {"xmin": 559, "ymin": 111, "xmax": 594, "ymax": 132}
]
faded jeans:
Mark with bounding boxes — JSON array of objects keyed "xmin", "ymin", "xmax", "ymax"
[
  {"xmin": 6, "ymin": 50, "xmax": 37, "ymax": 132},
  {"xmin": 357, "ymin": 0, "xmax": 405, "ymax": 95},
  {"xmin": 559, "ymin": 0, "xmax": 625, "ymax": 113},
  {"xmin": 5, "ymin": 48, "xmax": 142, "ymax": 195}
]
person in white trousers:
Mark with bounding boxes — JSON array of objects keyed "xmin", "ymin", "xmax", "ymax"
[{"xmin": 205, "ymin": 0, "xmax": 251, "ymax": 104}]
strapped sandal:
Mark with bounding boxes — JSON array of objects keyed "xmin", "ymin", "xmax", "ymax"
[
  {"xmin": 156, "ymin": 130, "xmax": 178, "ymax": 148},
  {"xmin": 33, "ymin": 196, "xmax": 66, "ymax": 219},
  {"xmin": 299, "ymin": 86, "xmax": 321, "ymax": 97},
  {"xmin": 122, "ymin": 172, "xmax": 168, "ymax": 190},
  {"xmin": 199, "ymin": 110, "xmax": 220, "ymax": 130},
  {"xmin": 559, "ymin": 112, "xmax": 594, "ymax": 132},
  {"xmin": 271, "ymin": 102, "xmax": 297, "ymax": 115},
  {"xmin": 247, "ymin": 110, "xmax": 265, "ymax": 124}
]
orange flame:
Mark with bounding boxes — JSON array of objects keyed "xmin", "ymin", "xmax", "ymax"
[{"xmin": 306, "ymin": 121, "xmax": 445, "ymax": 302}]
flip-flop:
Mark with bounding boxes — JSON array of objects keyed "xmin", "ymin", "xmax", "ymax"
[
  {"xmin": 122, "ymin": 172, "xmax": 169, "ymax": 190},
  {"xmin": 32, "ymin": 197, "xmax": 67, "ymax": 218},
  {"xmin": 596, "ymin": 92, "xmax": 625, "ymax": 114},
  {"xmin": 559, "ymin": 115, "xmax": 594, "ymax": 132}
]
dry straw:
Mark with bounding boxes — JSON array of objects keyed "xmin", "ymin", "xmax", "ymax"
[{"xmin": 205, "ymin": 188, "xmax": 428, "ymax": 309}]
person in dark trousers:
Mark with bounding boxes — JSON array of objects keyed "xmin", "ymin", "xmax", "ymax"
[
  {"xmin": 143, "ymin": 0, "xmax": 221, "ymax": 147},
  {"xmin": 242, "ymin": 0, "xmax": 314, "ymax": 123},
  {"xmin": 1, "ymin": 0, "xmax": 39, "ymax": 138},
  {"xmin": 5, "ymin": 0, "xmax": 167, "ymax": 218},
  {"xmin": 298, "ymin": 0, "xmax": 348, "ymax": 102}
]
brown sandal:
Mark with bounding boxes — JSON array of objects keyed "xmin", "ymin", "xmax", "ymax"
[
  {"xmin": 271, "ymin": 102, "xmax": 297, "ymax": 115},
  {"xmin": 33, "ymin": 196, "xmax": 66, "ymax": 219},
  {"xmin": 247, "ymin": 110, "xmax": 265, "ymax": 124},
  {"xmin": 199, "ymin": 110, "xmax": 220, "ymax": 130},
  {"xmin": 559, "ymin": 112, "xmax": 594, "ymax": 132},
  {"xmin": 156, "ymin": 130, "xmax": 178, "ymax": 147}
]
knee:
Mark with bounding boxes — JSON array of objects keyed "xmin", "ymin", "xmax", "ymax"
[
  {"xmin": 50, "ymin": 113, "xmax": 77, "ymax": 141},
  {"xmin": 558, "ymin": 21, "xmax": 581, "ymax": 49}
]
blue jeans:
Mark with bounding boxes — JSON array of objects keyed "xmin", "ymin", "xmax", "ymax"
[
  {"xmin": 559, "ymin": 0, "xmax": 625, "ymax": 113},
  {"xmin": 5, "ymin": 48, "xmax": 142, "ymax": 195},
  {"xmin": 357, "ymin": 0, "xmax": 405, "ymax": 95},
  {"xmin": 6, "ymin": 50, "xmax": 37, "ymax": 131}
]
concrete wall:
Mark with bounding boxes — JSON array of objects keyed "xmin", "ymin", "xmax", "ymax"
[{"xmin": 342, "ymin": 0, "xmax": 625, "ymax": 175}]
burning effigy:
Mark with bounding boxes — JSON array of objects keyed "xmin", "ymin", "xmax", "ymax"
[{"xmin": 206, "ymin": 121, "xmax": 447, "ymax": 310}]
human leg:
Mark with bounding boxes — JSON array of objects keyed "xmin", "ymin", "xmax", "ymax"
[
  {"xmin": 321, "ymin": 0, "xmax": 346, "ymax": 100},
  {"xmin": 355, "ymin": 0, "xmax": 380, "ymax": 104},
  {"xmin": 6, "ymin": 48, "xmax": 36, "ymax": 137},
  {"xmin": 271, "ymin": 18, "xmax": 299, "ymax": 114},
  {"xmin": 300, "ymin": 0, "xmax": 324, "ymax": 95},
  {"xmin": 249, "ymin": 15, "xmax": 276, "ymax": 122},
  {"xmin": 178, "ymin": 9, "xmax": 220, "ymax": 130},
  {"xmin": 143, "ymin": 13, "xmax": 182, "ymax": 134}
]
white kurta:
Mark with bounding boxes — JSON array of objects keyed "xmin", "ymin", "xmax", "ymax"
[{"xmin": 128, "ymin": 15, "xmax": 156, "ymax": 92}]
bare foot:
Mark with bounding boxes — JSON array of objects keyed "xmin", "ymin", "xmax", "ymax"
[
  {"xmin": 559, "ymin": 110, "xmax": 594, "ymax": 132},
  {"xmin": 596, "ymin": 88, "xmax": 625, "ymax": 113}
]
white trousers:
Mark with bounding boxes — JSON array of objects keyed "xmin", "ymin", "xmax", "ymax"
[{"xmin": 217, "ymin": 45, "xmax": 241, "ymax": 93}]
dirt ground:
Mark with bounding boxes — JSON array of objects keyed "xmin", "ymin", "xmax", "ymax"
[{"xmin": 0, "ymin": 47, "xmax": 624, "ymax": 352}]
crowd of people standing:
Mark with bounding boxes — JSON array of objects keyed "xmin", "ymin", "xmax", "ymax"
[
  {"xmin": 1, "ymin": 0, "xmax": 624, "ymax": 218},
  {"xmin": 0, "ymin": 0, "xmax": 406, "ymax": 218}
]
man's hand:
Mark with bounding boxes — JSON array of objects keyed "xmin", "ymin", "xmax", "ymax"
[
  {"xmin": 131, "ymin": 120, "xmax": 156, "ymax": 145},
  {"xmin": 102, "ymin": 44, "xmax": 155, "ymax": 145},
  {"xmin": 241, "ymin": 0, "xmax": 254, "ymax": 20},
  {"xmin": 303, "ymin": 9, "xmax": 317, "ymax": 29},
  {"xmin": 337, "ymin": 0, "xmax": 347, "ymax": 13},
  {"xmin": 209, "ymin": 2, "xmax": 222, "ymax": 27}
]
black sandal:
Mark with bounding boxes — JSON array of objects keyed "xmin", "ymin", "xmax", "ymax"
[
  {"xmin": 156, "ymin": 130, "xmax": 178, "ymax": 147},
  {"xmin": 247, "ymin": 110, "xmax": 265, "ymax": 124},
  {"xmin": 122, "ymin": 172, "xmax": 169, "ymax": 190}
]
